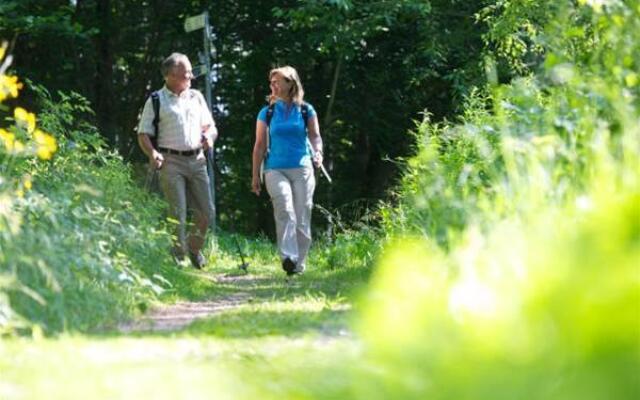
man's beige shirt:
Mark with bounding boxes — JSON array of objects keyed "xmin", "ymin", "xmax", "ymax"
[{"xmin": 138, "ymin": 86, "xmax": 216, "ymax": 151}]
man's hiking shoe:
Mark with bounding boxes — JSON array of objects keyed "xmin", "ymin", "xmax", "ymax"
[
  {"xmin": 171, "ymin": 248, "xmax": 186, "ymax": 264},
  {"xmin": 189, "ymin": 251, "xmax": 206, "ymax": 269},
  {"xmin": 282, "ymin": 257, "xmax": 296, "ymax": 276}
]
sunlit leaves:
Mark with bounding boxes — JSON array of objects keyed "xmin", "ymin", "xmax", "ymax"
[
  {"xmin": 361, "ymin": 183, "xmax": 639, "ymax": 398},
  {"xmin": 365, "ymin": 1, "xmax": 640, "ymax": 397},
  {"xmin": 625, "ymin": 72, "xmax": 638, "ymax": 87}
]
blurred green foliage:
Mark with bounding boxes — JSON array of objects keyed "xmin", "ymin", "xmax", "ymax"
[{"xmin": 360, "ymin": 1, "xmax": 640, "ymax": 398}]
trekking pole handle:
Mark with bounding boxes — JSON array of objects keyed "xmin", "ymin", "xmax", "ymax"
[
  {"xmin": 318, "ymin": 163, "xmax": 332, "ymax": 183},
  {"xmin": 310, "ymin": 145, "xmax": 332, "ymax": 183}
]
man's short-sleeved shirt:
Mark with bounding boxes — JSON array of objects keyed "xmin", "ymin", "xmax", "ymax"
[
  {"xmin": 257, "ymin": 100, "xmax": 316, "ymax": 169},
  {"xmin": 138, "ymin": 86, "xmax": 214, "ymax": 151}
]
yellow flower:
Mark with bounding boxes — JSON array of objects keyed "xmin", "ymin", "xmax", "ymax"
[
  {"xmin": 14, "ymin": 107, "xmax": 36, "ymax": 133},
  {"xmin": 33, "ymin": 129, "xmax": 57, "ymax": 160},
  {"xmin": 0, "ymin": 75, "xmax": 22, "ymax": 102},
  {"xmin": 13, "ymin": 140, "xmax": 25, "ymax": 153},
  {"xmin": 24, "ymin": 177, "xmax": 32, "ymax": 191},
  {"xmin": 0, "ymin": 128, "xmax": 15, "ymax": 151},
  {"xmin": 0, "ymin": 46, "xmax": 5, "ymax": 61}
]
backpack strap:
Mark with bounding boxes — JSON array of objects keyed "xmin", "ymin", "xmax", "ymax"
[
  {"xmin": 300, "ymin": 102, "xmax": 316, "ymax": 157},
  {"xmin": 264, "ymin": 103, "xmax": 276, "ymax": 156},
  {"xmin": 300, "ymin": 102, "xmax": 309, "ymax": 129},
  {"xmin": 265, "ymin": 102, "xmax": 275, "ymax": 127},
  {"xmin": 151, "ymin": 91, "xmax": 160, "ymax": 147}
]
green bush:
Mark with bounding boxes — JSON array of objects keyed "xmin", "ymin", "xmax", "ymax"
[
  {"xmin": 386, "ymin": 1, "xmax": 639, "ymax": 246},
  {"xmin": 0, "ymin": 78, "xmax": 175, "ymax": 335},
  {"xmin": 360, "ymin": 1, "xmax": 640, "ymax": 398},
  {"xmin": 359, "ymin": 185, "xmax": 639, "ymax": 399}
]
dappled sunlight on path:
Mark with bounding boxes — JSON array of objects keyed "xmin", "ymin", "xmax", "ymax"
[
  {"xmin": 116, "ymin": 267, "xmax": 354, "ymax": 337},
  {"xmin": 118, "ymin": 294, "xmax": 249, "ymax": 333},
  {"xmin": 117, "ymin": 271, "xmax": 261, "ymax": 333}
]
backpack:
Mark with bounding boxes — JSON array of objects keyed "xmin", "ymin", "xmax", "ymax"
[{"xmin": 144, "ymin": 91, "xmax": 162, "ymax": 194}]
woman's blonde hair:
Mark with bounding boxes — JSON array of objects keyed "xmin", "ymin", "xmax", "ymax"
[{"xmin": 268, "ymin": 66, "xmax": 305, "ymax": 105}]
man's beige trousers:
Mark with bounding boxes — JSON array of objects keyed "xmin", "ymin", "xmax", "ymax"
[{"xmin": 159, "ymin": 152, "xmax": 214, "ymax": 255}]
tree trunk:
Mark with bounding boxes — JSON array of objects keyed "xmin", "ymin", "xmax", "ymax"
[
  {"xmin": 122, "ymin": 0, "xmax": 167, "ymax": 159},
  {"xmin": 323, "ymin": 56, "xmax": 341, "ymax": 130},
  {"xmin": 320, "ymin": 56, "xmax": 342, "ymax": 214},
  {"xmin": 95, "ymin": 0, "xmax": 116, "ymax": 145}
]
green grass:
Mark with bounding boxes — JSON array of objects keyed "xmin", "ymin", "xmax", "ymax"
[
  {"xmin": 0, "ymin": 335, "xmax": 361, "ymax": 399},
  {"xmin": 0, "ymin": 236, "xmax": 372, "ymax": 399}
]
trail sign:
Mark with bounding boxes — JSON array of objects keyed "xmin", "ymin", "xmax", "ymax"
[
  {"xmin": 185, "ymin": 11, "xmax": 216, "ymax": 231},
  {"xmin": 184, "ymin": 13, "xmax": 206, "ymax": 32},
  {"xmin": 192, "ymin": 64, "xmax": 206, "ymax": 78}
]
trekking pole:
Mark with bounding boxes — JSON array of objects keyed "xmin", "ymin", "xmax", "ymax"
[
  {"xmin": 318, "ymin": 162, "xmax": 332, "ymax": 183},
  {"xmin": 144, "ymin": 165, "xmax": 155, "ymax": 191},
  {"xmin": 204, "ymin": 144, "xmax": 216, "ymax": 232},
  {"xmin": 224, "ymin": 213, "xmax": 250, "ymax": 272},
  {"xmin": 306, "ymin": 138, "xmax": 332, "ymax": 183},
  {"xmin": 232, "ymin": 231, "xmax": 249, "ymax": 271},
  {"xmin": 203, "ymin": 140, "xmax": 249, "ymax": 271},
  {"xmin": 144, "ymin": 163, "xmax": 161, "ymax": 195},
  {"xmin": 310, "ymin": 146, "xmax": 332, "ymax": 183}
]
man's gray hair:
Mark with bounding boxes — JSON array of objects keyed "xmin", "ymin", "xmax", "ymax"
[{"xmin": 161, "ymin": 53, "xmax": 188, "ymax": 77}]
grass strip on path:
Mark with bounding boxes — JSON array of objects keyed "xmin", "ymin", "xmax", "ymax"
[{"xmin": 0, "ymin": 239, "xmax": 373, "ymax": 399}]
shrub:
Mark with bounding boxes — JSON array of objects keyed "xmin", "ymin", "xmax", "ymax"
[
  {"xmin": 362, "ymin": 2, "xmax": 640, "ymax": 398},
  {"xmin": 0, "ymin": 48, "xmax": 173, "ymax": 336}
]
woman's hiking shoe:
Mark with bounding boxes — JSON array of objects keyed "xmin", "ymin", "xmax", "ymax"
[
  {"xmin": 282, "ymin": 257, "xmax": 296, "ymax": 276},
  {"xmin": 189, "ymin": 251, "xmax": 206, "ymax": 269}
]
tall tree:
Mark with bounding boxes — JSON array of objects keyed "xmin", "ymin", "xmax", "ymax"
[
  {"xmin": 94, "ymin": 0, "xmax": 116, "ymax": 145},
  {"xmin": 2, "ymin": 0, "xmax": 490, "ymax": 236}
]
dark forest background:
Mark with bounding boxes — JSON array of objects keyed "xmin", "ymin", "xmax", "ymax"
[{"xmin": 0, "ymin": 0, "xmax": 492, "ymax": 236}]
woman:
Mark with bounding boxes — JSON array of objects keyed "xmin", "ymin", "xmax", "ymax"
[{"xmin": 251, "ymin": 66, "xmax": 324, "ymax": 276}]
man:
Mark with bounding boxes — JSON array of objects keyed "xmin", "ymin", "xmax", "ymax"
[{"xmin": 137, "ymin": 52, "xmax": 217, "ymax": 269}]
